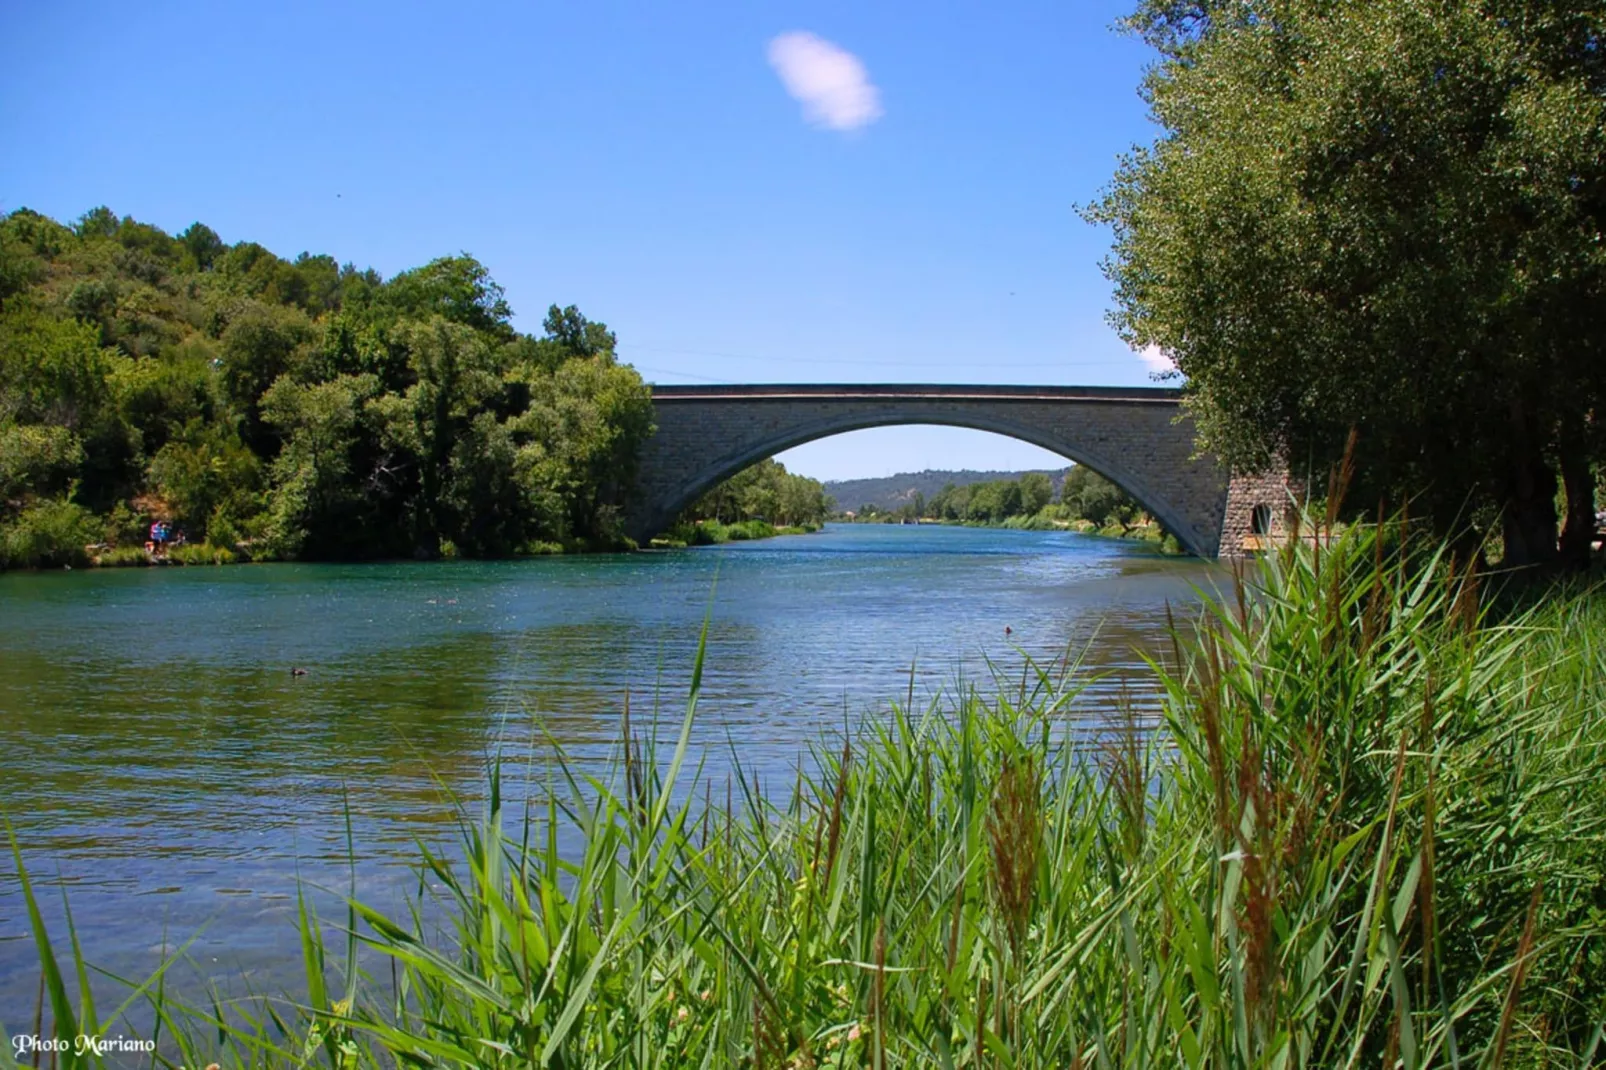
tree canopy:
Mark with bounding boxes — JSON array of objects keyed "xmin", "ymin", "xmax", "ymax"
[
  {"xmin": 0, "ymin": 207, "xmax": 653, "ymax": 567},
  {"xmin": 682, "ymin": 458, "xmax": 832, "ymax": 528},
  {"xmin": 1090, "ymin": 0, "xmax": 1606, "ymax": 566}
]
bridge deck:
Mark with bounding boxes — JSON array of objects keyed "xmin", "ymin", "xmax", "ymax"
[{"xmin": 648, "ymin": 383, "xmax": 1183, "ymax": 403}]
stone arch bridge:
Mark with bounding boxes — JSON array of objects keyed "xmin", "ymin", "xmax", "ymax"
[{"xmin": 628, "ymin": 384, "xmax": 1283, "ymax": 558}]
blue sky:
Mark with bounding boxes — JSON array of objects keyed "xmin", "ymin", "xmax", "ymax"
[{"xmin": 1, "ymin": 1, "xmax": 1167, "ymax": 481}]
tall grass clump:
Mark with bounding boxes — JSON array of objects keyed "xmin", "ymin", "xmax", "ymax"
[
  {"xmin": 664, "ymin": 519, "xmax": 784, "ymax": 546},
  {"xmin": 166, "ymin": 542, "xmax": 238, "ymax": 566},
  {"xmin": 92, "ymin": 545, "xmax": 151, "ymax": 567},
  {"xmin": 7, "ymin": 516, "xmax": 1604, "ymax": 1068}
]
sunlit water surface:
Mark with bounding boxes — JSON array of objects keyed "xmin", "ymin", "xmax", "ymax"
[{"xmin": 0, "ymin": 523, "xmax": 1217, "ymax": 1029}]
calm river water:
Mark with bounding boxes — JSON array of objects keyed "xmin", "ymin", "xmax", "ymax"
[{"xmin": 0, "ymin": 523, "xmax": 1214, "ymax": 1030}]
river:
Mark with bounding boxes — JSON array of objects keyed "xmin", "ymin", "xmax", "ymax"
[{"xmin": 0, "ymin": 523, "xmax": 1215, "ymax": 1030}]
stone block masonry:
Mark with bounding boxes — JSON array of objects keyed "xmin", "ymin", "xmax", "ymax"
[{"xmin": 629, "ymin": 384, "xmax": 1290, "ymax": 560}]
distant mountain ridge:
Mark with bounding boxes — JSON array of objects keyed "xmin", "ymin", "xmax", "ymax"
[{"xmin": 823, "ymin": 467, "xmax": 1073, "ymax": 513}]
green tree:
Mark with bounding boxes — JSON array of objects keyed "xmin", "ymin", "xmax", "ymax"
[
  {"xmin": 966, "ymin": 483, "xmax": 998, "ymax": 522},
  {"xmin": 260, "ymin": 373, "xmax": 382, "ymax": 557},
  {"xmin": 1091, "ymin": 0, "xmax": 1606, "ymax": 567},
  {"xmin": 148, "ymin": 420, "xmax": 262, "ymax": 541},
  {"xmin": 74, "ymin": 206, "xmax": 118, "ymax": 239},
  {"xmin": 109, "ymin": 339, "xmax": 221, "ymax": 457},
  {"xmin": 543, "ymin": 304, "xmax": 616, "ymax": 358},
  {"xmin": 385, "ymin": 256, "xmax": 514, "ymax": 339},
  {"xmin": 1019, "ymin": 471, "xmax": 1054, "ymax": 516},
  {"xmin": 1062, "ymin": 465, "xmax": 1139, "ymax": 529},
  {"xmin": 390, "ymin": 318, "xmax": 506, "ymax": 554},
  {"xmin": 965, "ymin": 480, "xmax": 1024, "ymax": 522},
  {"xmin": 683, "ymin": 458, "xmax": 828, "ymax": 527},
  {"xmin": 179, "ymin": 222, "xmax": 224, "ymax": 271},
  {"xmin": 291, "ymin": 253, "xmax": 342, "ymax": 316},
  {"xmin": 443, "ymin": 411, "xmax": 528, "ymax": 556},
  {"xmin": 65, "ymin": 279, "xmax": 118, "ymax": 342},
  {"xmin": 0, "ymin": 497, "xmax": 98, "ymax": 568},
  {"xmin": 928, "ymin": 482, "xmax": 971, "ymax": 520},
  {"xmin": 218, "ymin": 301, "xmax": 314, "ymax": 450},
  {"xmin": 0, "ymin": 424, "xmax": 83, "ymax": 501},
  {"xmin": 0, "ymin": 218, "xmax": 45, "ymax": 309},
  {"xmin": 0, "ymin": 304, "xmax": 111, "ymax": 430},
  {"xmin": 777, "ymin": 472, "xmax": 830, "ymax": 526},
  {"xmin": 513, "ymin": 346, "xmax": 654, "ymax": 546}
]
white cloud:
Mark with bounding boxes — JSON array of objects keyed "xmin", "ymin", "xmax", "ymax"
[
  {"xmin": 1135, "ymin": 344, "xmax": 1176, "ymax": 374},
  {"xmin": 766, "ymin": 31, "xmax": 883, "ymax": 132}
]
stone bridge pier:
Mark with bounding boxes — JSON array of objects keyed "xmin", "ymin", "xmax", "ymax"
[{"xmin": 627, "ymin": 384, "xmax": 1286, "ymax": 559}]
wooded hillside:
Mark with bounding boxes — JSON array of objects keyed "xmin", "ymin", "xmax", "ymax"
[{"xmin": 0, "ymin": 207, "xmax": 653, "ymax": 567}]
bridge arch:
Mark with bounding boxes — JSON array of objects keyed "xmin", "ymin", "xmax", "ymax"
[
  {"xmin": 628, "ymin": 385, "xmax": 1250, "ymax": 558},
  {"xmin": 658, "ymin": 412, "xmax": 1205, "ymax": 551}
]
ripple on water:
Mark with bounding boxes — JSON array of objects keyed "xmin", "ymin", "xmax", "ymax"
[{"xmin": 0, "ymin": 524, "xmax": 1215, "ymax": 1020}]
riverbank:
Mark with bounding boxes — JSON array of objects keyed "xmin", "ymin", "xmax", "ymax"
[
  {"xmin": 11, "ymin": 518, "xmax": 1601, "ymax": 1066},
  {"xmin": 73, "ymin": 522, "xmax": 823, "ymax": 567},
  {"xmin": 834, "ymin": 513, "xmax": 1185, "ymax": 553},
  {"xmin": 648, "ymin": 518, "xmax": 822, "ymax": 548},
  {"xmin": 83, "ymin": 535, "xmax": 630, "ymax": 569}
]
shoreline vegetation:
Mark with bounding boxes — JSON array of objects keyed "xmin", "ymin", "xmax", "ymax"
[
  {"xmin": 10, "ymin": 512, "xmax": 1603, "ymax": 1066},
  {"xmin": 651, "ymin": 457, "xmax": 832, "ymax": 549},
  {"xmin": 836, "ymin": 467, "xmax": 1186, "ymax": 554},
  {"xmin": 649, "ymin": 518, "xmax": 822, "ymax": 549},
  {"xmin": 0, "ymin": 204, "xmax": 841, "ymax": 571},
  {"xmin": 1, "ymin": 207, "xmax": 655, "ymax": 573}
]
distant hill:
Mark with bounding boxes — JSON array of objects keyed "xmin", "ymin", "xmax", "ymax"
[{"xmin": 823, "ymin": 467, "xmax": 1073, "ymax": 513}]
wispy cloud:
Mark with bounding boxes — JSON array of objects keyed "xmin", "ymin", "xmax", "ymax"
[
  {"xmin": 766, "ymin": 31, "xmax": 883, "ymax": 132},
  {"xmin": 1136, "ymin": 344, "xmax": 1176, "ymax": 375}
]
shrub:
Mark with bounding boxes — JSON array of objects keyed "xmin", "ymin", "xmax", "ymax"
[
  {"xmin": 0, "ymin": 497, "xmax": 98, "ymax": 568},
  {"xmin": 167, "ymin": 542, "xmax": 236, "ymax": 565},
  {"xmin": 94, "ymin": 545, "xmax": 151, "ymax": 567},
  {"xmin": 723, "ymin": 519, "xmax": 775, "ymax": 541}
]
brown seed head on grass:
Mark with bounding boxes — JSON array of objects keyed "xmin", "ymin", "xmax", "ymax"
[
  {"xmin": 988, "ymin": 754, "xmax": 1042, "ymax": 957},
  {"xmin": 1235, "ymin": 740, "xmax": 1282, "ymax": 1026}
]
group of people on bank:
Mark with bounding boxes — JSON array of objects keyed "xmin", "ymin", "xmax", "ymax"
[{"xmin": 145, "ymin": 521, "xmax": 185, "ymax": 557}]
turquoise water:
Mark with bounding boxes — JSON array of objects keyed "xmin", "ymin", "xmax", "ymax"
[{"xmin": 0, "ymin": 523, "xmax": 1213, "ymax": 1028}]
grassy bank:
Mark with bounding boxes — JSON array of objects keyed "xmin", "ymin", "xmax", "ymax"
[
  {"xmin": 46, "ymin": 535, "xmax": 638, "ymax": 570},
  {"xmin": 997, "ymin": 509, "xmax": 1184, "ymax": 552},
  {"xmin": 650, "ymin": 519, "xmax": 821, "ymax": 548},
  {"xmin": 8, "ymin": 518, "xmax": 1603, "ymax": 1067},
  {"xmin": 843, "ymin": 511, "xmax": 1185, "ymax": 553}
]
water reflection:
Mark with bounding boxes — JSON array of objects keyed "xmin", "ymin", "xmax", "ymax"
[{"xmin": 0, "ymin": 524, "xmax": 1216, "ymax": 1027}]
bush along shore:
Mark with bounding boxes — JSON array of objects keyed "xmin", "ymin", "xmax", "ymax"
[
  {"xmin": 840, "ymin": 467, "xmax": 1187, "ymax": 554},
  {"xmin": 10, "ymin": 513, "xmax": 1605, "ymax": 1068},
  {"xmin": 648, "ymin": 459, "xmax": 832, "ymax": 548},
  {"xmin": 650, "ymin": 518, "xmax": 823, "ymax": 548}
]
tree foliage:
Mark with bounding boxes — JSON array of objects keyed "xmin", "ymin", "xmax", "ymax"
[
  {"xmin": 1090, "ymin": 0, "xmax": 1606, "ymax": 566},
  {"xmin": 0, "ymin": 207, "xmax": 655, "ymax": 566},
  {"xmin": 919, "ymin": 466, "xmax": 1149, "ymax": 531},
  {"xmin": 1060, "ymin": 464, "xmax": 1141, "ymax": 529},
  {"xmin": 683, "ymin": 458, "xmax": 832, "ymax": 528}
]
